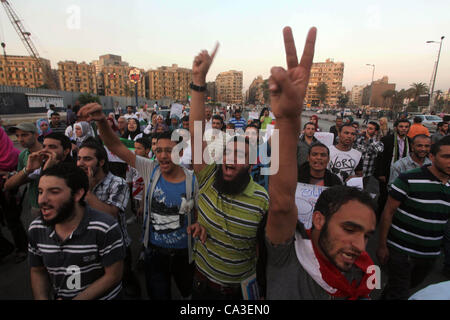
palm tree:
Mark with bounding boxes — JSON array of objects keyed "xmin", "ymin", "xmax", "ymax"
[
  {"xmin": 410, "ymin": 82, "xmax": 429, "ymax": 103},
  {"xmin": 316, "ymin": 82, "xmax": 328, "ymax": 106}
]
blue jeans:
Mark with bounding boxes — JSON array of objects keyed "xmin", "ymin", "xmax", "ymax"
[
  {"xmin": 444, "ymin": 219, "xmax": 450, "ymax": 268},
  {"xmin": 144, "ymin": 246, "xmax": 194, "ymax": 300}
]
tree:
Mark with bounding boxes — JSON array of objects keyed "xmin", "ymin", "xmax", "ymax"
[
  {"xmin": 410, "ymin": 82, "xmax": 429, "ymax": 103},
  {"xmin": 337, "ymin": 94, "xmax": 349, "ymax": 108},
  {"xmin": 261, "ymin": 79, "xmax": 270, "ymax": 105},
  {"xmin": 316, "ymin": 82, "xmax": 328, "ymax": 106},
  {"xmin": 77, "ymin": 93, "xmax": 101, "ymax": 106}
]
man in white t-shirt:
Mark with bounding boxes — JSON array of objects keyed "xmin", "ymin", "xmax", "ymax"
[
  {"xmin": 123, "ymin": 106, "xmax": 137, "ymax": 120},
  {"xmin": 327, "ymin": 123, "xmax": 363, "ymax": 183}
]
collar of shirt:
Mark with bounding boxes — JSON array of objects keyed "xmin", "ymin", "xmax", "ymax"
[
  {"xmin": 46, "ymin": 206, "xmax": 90, "ymax": 242},
  {"xmin": 92, "ymin": 172, "xmax": 113, "ymax": 191}
]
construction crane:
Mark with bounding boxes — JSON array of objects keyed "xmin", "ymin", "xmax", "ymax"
[{"xmin": 1, "ymin": 0, "xmax": 57, "ymax": 89}]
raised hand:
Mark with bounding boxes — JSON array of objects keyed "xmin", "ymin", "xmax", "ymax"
[
  {"xmin": 269, "ymin": 27, "xmax": 316, "ymax": 119},
  {"xmin": 41, "ymin": 150, "xmax": 59, "ymax": 171},
  {"xmin": 26, "ymin": 151, "xmax": 45, "ymax": 172},
  {"xmin": 77, "ymin": 103, "xmax": 106, "ymax": 122},
  {"xmin": 192, "ymin": 43, "xmax": 219, "ymax": 85}
]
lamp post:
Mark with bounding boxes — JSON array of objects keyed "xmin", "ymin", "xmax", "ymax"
[
  {"xmin": 366, "ymin": 64, "xmax": 375, "ymax": 107},
  {"xmin": 427, "ymin": 36, "xmax": 445, "ymax": 112}
]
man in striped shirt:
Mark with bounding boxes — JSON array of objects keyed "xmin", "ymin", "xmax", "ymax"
[
  {"xmin": 377, "ymin": 135, "xmax": 450, "ymax": 299},
  {"xmin": 28, "ymin": 163, "xmax": 125, "ymax": 300},
  {"xmin": 189, "ymin": 44, "xmax": 269, "ymax": 299},
  {"xmin": 228, "ymin": 109, "xmax": 247, "ymax": 132}
]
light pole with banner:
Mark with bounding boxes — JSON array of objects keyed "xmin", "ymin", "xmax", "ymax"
[{"xmin": 129, "ymin": 68, "xmax": 142, "ymax": 108}]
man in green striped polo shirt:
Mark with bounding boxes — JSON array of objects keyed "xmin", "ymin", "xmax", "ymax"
[
  {"xmin": 188, "ymin": 44, "xmax": 269, "ymax": 299},
  {"xmin": 377, "ymin": 135, "xmax": 450, "ymax": 300}
]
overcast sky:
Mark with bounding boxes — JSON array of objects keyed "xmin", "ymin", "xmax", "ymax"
[{"xmin": 0, "ymin": 0, "xmax": 448, "ymax": 93}]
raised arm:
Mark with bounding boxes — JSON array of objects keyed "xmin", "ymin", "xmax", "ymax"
[
  {"xmin": 78, "ymin": 103, "xmax": 136, "ymax": 167},
  {"xmin": 189, "ymin": 44, "xmax": 219, "ymax": 174},
  {"xmin": 266, "ymin": 27, "xmax": 316, "ymax": 245}
]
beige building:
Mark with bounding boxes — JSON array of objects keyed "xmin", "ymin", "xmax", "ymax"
[
  {"xmin": 350, "ymin": 85, "xmax": 365, "ymax": 106},
  {"xmin": 102, "ymin": 65, "xmax": 145, "ymax": 98},
  {"xmin": 0, "ymin": 55, "xmax": 52, "ymax": 88},
  {"xmin": 362, "ymin": 76, "xmax": 396, "ymax": 107},
  {"xmin": 246, "ymin": 75, "xmax": 265, "ymax": 105},
  {"xmin": 145, "ymin": 64, "xmax": 192, "ymax": 101},
  {"xmin": 91, "ymin": 54, "xmax": 145, "ymax": 98},
  {"xmin": 306, "ymin": 59, "xmax": 344, "ymax": 106},
  {"xmin": 216, "ymin": 70, "xmax": 243, "ymax": 104},
  {"xmin": 57, "ymin": 61, "xmax": 97, "ymax": 94}
]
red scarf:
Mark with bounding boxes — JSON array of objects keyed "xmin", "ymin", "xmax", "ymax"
[{"xmin": 306, "ymin": 230, "xmax": 374, "ymax": 300}]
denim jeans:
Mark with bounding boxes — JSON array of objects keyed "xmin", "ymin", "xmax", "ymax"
[
  {"xmin": 144, "ymin": 246, "xmax": 194, "ymax": 300},
  {"xmin": 381, "ymin": 248, "xmax": 436, "ymax": 300}
]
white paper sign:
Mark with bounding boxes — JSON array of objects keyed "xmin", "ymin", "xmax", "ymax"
[
  {"xmin": 170, "ymin": 103, "xmax": 183, "ymax": 119},
  {"xmin": 295, "ymin": 183, "xmax": 328, "ymax": 229},
  {"xmin": 263, "ymin": 124, "xmax": 275, "ymax": 142},
  {"xmin": 314, "ymin": 132, "xmax": 334, "ymax": 146},
  {"xmin": 346, "ymin": 177, "xmax": 364, "ymax": 189},
  {"xmin": 269, "ymin": 111, "xmax": 275, "ymax": 119},
  {"xmin": 248, "ymin": 112, "xmax": 259, "ymax": 120}
]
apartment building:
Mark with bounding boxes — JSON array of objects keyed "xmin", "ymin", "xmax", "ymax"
[
  {"xmin": 216, "ymin": 70, "xmax": 243, "ymax": 105},
  {"xmin": 57, "ymin": 61, "xmax": 97, "ymax": 94},
  {"xmin": 145, "ymin": 64, "xmax": 192, "ymax": 101},
  {"xmin": 0, "ymin": 55, "xmax": 52, "ymax": 88}
]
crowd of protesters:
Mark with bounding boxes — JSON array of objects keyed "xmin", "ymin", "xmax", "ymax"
[{"xmin": 0, "ymin": 26, "xmax": 449, "ymax": 301}]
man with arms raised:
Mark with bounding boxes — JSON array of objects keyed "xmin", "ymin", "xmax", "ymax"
[
  {"xmin": 28, "ymin": 163, "xmax": 125, "ymax": 300},
  {"xmin": 265, "ymin": 26, "xmax": 377, "ymax": 300},
  {"xmin": 78, "ymin": 106, "xmax": 201, "ymax": 300},
  {"xmin": 188, "ymin": 42, "xmax": 269, "ymax": 299}
]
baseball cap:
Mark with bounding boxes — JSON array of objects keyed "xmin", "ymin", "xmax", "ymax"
[{"xmin": 9, "ymin": 122, "xmax": 38, "ymax": 134}]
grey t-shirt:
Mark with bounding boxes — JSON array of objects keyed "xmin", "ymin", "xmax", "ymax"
[{"xmin": 265, "ymin": 232, "xmax": 365, "ymax": 300}]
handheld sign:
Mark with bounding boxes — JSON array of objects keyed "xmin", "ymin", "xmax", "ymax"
[
  {"xmin": 314, "ymin": 132, "xmax": 334, "ymax": 146},
  {"xmin": 295, "ymin": 183, "xmax": 328, "ymax": 229}
]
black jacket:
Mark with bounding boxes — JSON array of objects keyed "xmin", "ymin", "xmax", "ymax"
[
  {"xmin": 297, "ymin": 161, "xmax": 343, "ymax": 187},
  {"xmin": 375, "ymin": 133, "xmax": 411, "ymax": 181}
]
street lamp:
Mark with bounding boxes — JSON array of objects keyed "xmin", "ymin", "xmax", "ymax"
[
  {"xmin": 427, "ymin": 36, "xmax": 445, "ymax": 112},
  {"xmin": 366, "ymin": 64, "xmax": 375, "ymax": 107}
]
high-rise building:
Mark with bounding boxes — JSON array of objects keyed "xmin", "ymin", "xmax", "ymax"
[
  {"xmin": 57, "ymin": 61, "xmax": 97, "ymax": 94},
  {"xmin": 206, "ymin": 81, "xmax": 216, "ymax": 102},
  {"xmin": 92, "ymin": 54, "xmax": 144, "ymax": 98},
  {"xmin": 0, "ymin": 55, "xmax": 51, "ymax": 88},
  {"xmin": 216, "ymin": 70, "xmax": 243, "ymax": 105},
  {"xmin": 305, "ymin": 59, "xmax": 344, "ymax": 107},
  {"xmin": 246, "ymin": 75, "xmax": 265, "ymax": 105},
  {"xmin": 350, "ymin": 85, "xmax": 365, "ymax": 106},
  {"xmin": 145, "ymin": 64, "xmax": 192, "ymax": 101}
]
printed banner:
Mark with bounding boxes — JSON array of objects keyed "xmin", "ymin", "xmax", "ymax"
[{"xmin": 295, "ymin": 183, "xmax": 328, "ymax": 229}]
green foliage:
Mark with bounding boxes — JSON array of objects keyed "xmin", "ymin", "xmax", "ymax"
[
  {"xmin": 77, "ymin": 93, "xmax": 101, "ymax": 106},
  {"xmin": 316, "ymin": 82, "xmax": 328, "ymax": 104}
]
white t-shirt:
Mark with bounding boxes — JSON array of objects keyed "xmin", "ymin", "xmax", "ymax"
[
  {"xmin": 327, "ymin": 145, "xmax": 363, "ymax": 182},
  {"xmin": 124, "ymin": 113, "xmax": 138, "ymax": 120}
]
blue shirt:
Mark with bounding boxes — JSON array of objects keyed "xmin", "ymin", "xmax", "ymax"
[
  {"xmin": 149, "ymin": 176, "xmax": 190, "ymax": 249},
  {"xmin": 229, "ymin": 117, "xmax": 247, "ymax": 131},
  {"xmin": 250, "ymin": 142, "xmax": 271, "ymax": 191}
]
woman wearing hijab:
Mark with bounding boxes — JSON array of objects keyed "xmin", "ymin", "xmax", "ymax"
[
  {"xmin": 259, "ymin": 107, "xmax": 273, "ymax": 130},
  {"xmin": 309, "ymin": 114, "xmax": 321, "ymax": 132},
  {"xmin": 144, "ymin": 112, "xmax": 158, "ymax": 135},
  {"xmin": 122, "ymin": 118, "xmax": 143, "ymax": 141},
  {"xmin": 169, "ymin": 114, "xmax": 180, "ymax": 130},
  {"xmin": 36, "ymin": 118, "xmax": 53, "ymax": 143},
  {"xmin": 152, "ymin": 122, "xmax": 169, "ymax": 134},
  {"xmin": 74, "ymin": 121, "xmax": 94, "ymax": 147}
]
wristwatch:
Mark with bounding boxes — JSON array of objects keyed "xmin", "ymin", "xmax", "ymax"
[
  {"xmin": 189, "ymin": 82, "xmax": 207, "ymax": 92},
  {"xmin": 22, "ymin": 167, "xmax": 29, "ymax": 176}
]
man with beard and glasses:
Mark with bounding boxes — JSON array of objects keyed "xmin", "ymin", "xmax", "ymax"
[
  {"xmin": 261, "ymin": 26, "xmax": 377, "ymax": 300},
  {"xmin": 28, "ymin": 163, "xmax": 125, "ymax": 300},
  {"xmin": 377, "ymin": 136, "xmax": 450, "ymax": 300},
  {"xmin": 388, "ymin": 134, "xmax": 432, "ymax": 186},
  {"xmin": 77, "ymin": 105, "xmax": 202, "ymax": 301},
  {"xmin": 188, "ymin": 42, "xmax": 269, "ymax": 300}
]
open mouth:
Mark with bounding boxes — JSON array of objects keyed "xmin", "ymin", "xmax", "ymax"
[{"xmin": 223, "ymin": 164, "xmax": 236, "ymax": 176}]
